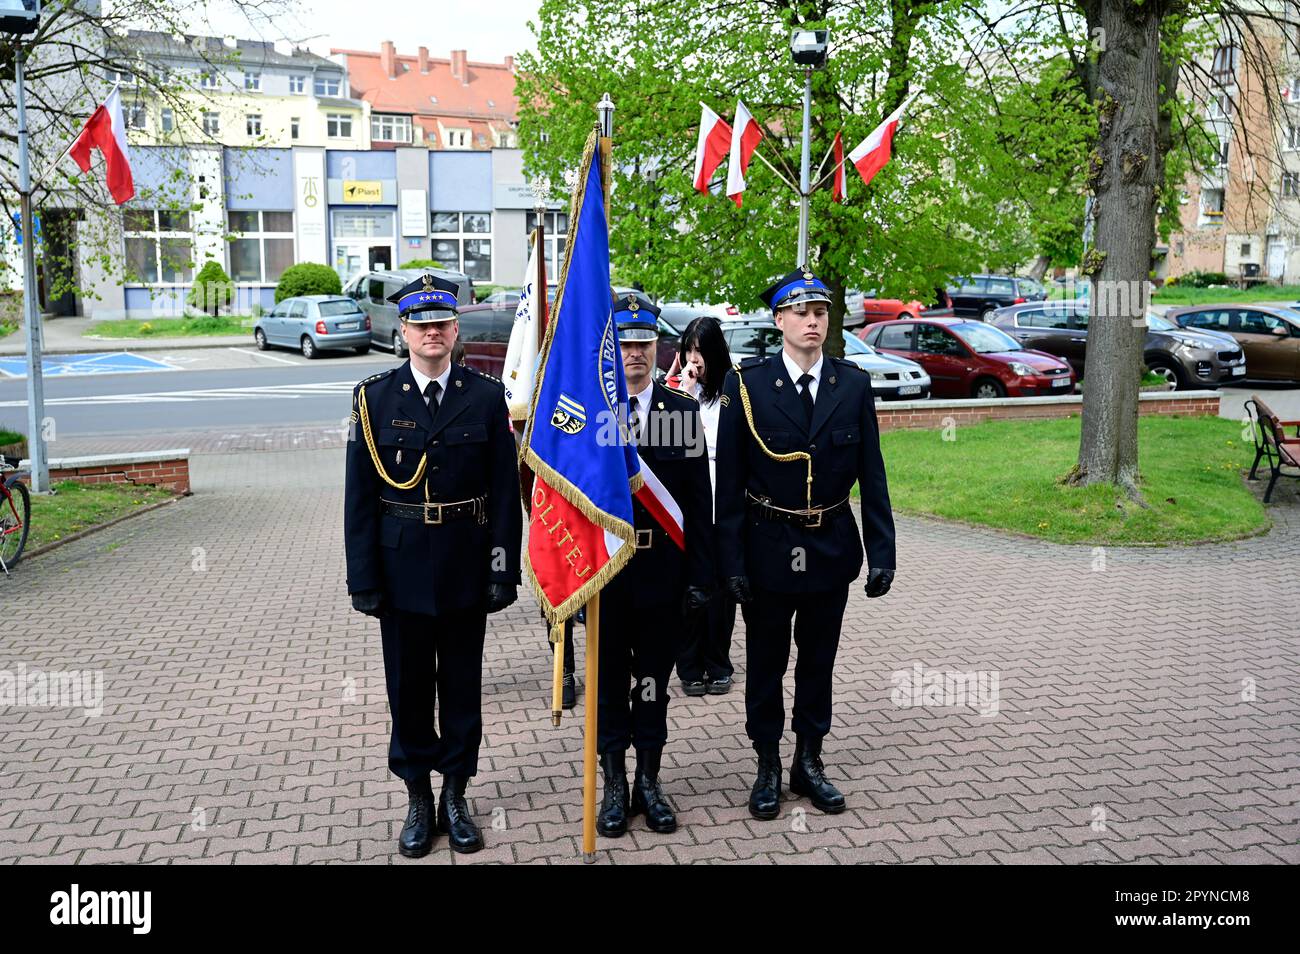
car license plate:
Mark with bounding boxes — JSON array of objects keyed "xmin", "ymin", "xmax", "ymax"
[
  {"xmin": 1232, "ymin": 365, "xmax": 1245, "ymax": 375},
  {"xmin": 1052, "ymin": 377, "xmax": 1070, "ymax": 387},
  {"xmin": 338, "ymin": 321, "xmax": 360, "ymax": 330},
  {"xmin": 898, "ymin": 385, "xmax": 921, "ymax": 396}
]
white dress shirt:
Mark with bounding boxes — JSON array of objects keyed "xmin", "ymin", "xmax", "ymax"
[
  {"xmin": 410, "ymin": 361, "xmax": 451, "ymax": 411},
  {"xmin": 781, "ymin": 349, "xmax": 823, "ymax": 402},
  {"xmin": 629, "ymin": 379, "xmax": 654, "ymax": 443}
]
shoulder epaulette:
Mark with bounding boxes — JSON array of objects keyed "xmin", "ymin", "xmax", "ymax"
[
  {"xmin": 832, "ymin": 356, "xmax": 867, "ymax": 372},
  {"xmin": 356, "ymin": 367, "xmax": 396, "ymax": 390},
  {"xmin": 735, "ymin": 355, "xmax": 766, "ymax": 371},
  {"xmin": 464, "ymin": 365, "xmax": 503, "ymax": 386},
  {"xmin": 664, "ymin": 384, "xmax": 698, "ymax": 402}
]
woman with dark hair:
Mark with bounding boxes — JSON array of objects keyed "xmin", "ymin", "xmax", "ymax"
[{"xmin": 673, "ymin": 316, "xmax": 736, "ymax": 697}]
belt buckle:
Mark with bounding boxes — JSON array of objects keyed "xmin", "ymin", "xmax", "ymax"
[
  {"xmin": 423, "ymin": 502, "xmax": 443, "ymax": 525},
  {"xmin": 805, "ymin": 509, "xmax": 822, "ymax": 530},
  {"xmin": 635, "ymin": 529, "xmax": 653, "ymax": 549}
]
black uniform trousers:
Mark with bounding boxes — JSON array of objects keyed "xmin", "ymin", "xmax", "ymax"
[
  {"xmin": 743, "ymin": 584, "xmax": 850, "ymax": 744},
  {"xmin": 380, "ymin": 605, "xmax": 487, "ymax": 782},
  {"xmin": 597, "ymin": 589, "xmax": 681, "ymax": 754},
  {"xmin": 675, "ymin": 591, "xmax": 736, "ymax": 683}
]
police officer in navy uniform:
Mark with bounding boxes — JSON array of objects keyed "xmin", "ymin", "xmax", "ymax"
[
  {"xmin": 345, "ymin": 273, "xmax": 522, "ymax": 857},
  {"xmin": 597, "ymin": 292, "xmax": 714, "ymax": 837},
  {"xmin": 715, "ymin": 267, "xmax": 896, "ymax": 821}
]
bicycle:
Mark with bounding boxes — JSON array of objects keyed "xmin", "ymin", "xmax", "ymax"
[{"xmin": 1, "ymin": 454, "xmax": 30, "ymax": 574}]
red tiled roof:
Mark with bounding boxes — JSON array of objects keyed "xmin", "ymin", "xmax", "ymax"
[{"xmin": 334, "ymin": 43, "xmax": 518, "ymax": 127}]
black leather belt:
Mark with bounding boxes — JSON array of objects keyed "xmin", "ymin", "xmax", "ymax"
[
  {"xmin": 746, "ymin": 491, "xmax": 850, "ymax": 530},
  {"xmin": 382, "ymin": 496, "xmax": 487, "ymax": 525}
]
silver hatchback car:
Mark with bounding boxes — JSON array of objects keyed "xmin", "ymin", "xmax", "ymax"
[{"xmin": 254, "ymin": 296, "xmax": 372, "ymax": 359}]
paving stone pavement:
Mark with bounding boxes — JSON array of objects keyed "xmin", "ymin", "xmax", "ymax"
[{"xmin": 0, "ymin": 443, "xmax": 1297, "ymax": 865}]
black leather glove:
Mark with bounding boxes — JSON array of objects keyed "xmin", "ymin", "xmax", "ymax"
[
  {"xmin": 726, "ymin": 576, "xmax": 752, "ymax": 605},
  {"xmin": 351, "ymin": 589, "xmax": 384, "ymax": 618},
  {"xmin": 683, "ymin": 586, "xmax": 710, "ymax": 616},
  {"xmin": 864, "ymin": 568, "xmax": 894, "ymax": 599},
  {"xmin": 486, "ymin": 583, "xmax": 517, "ymax": 614}
]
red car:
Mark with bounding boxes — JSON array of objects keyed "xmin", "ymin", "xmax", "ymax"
[
  {"xmin": 860, "ymin": 317, "xmax": 1075, "ymax": 399},
  {"xmin": 849, "ymin": 287, "xmax": 954, "ymax": 328}
]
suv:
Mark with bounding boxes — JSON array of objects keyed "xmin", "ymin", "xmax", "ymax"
[
  {"xmin": 948, "ymin": 275, "xmax": 1047, "ymax": 321},
  {"xmin": 344, "ymin": 266, "xmax": 472, "ymax": 356}
]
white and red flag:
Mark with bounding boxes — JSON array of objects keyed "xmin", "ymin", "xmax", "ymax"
[
  {"xmin": 693, "ymin": 103, "xmax": 732, "ymax": 193},
  {"xmin": 831, "ymin": 130, "xmax": 847, "ymax": 203},
  {"xmin": 848, "ymin": 96, "xmax": 913, "ymax": 190},
  {"xmin": 725, "ymin": 99, "xmax": 763, "ymax": 207},
  {"xmin": 69, "ymin": 85, "xmax": 135, "ymax": 205}
]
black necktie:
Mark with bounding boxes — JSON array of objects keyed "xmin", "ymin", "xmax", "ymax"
[
  {"xmin": 797, "ymin": 373, "xmax": 815, "ymax": 426},
  {"xmin": 628, "ymin": 396, "xmax": 641, "ymax": 446},
  {"xmin": 424, "ymin": 380, "xmax": 441, "ymax": 412}
]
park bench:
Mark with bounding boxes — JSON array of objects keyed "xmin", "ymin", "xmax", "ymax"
[{"xmin": 1245, "ymin": 395, "xmax": 1300, "ymax": 502}]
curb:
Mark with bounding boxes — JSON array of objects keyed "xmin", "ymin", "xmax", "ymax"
[
  {"xmin": 0, "ymin": 337, "xmax": 252, "ymax": 357},
  {"xmin": 19, "ymin": 494, "xmax": 185, "ymax": 563}
]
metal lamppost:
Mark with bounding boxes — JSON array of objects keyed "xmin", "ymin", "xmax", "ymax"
[{"xmin": 790, "ymin": 28, "xmax": 830, "ymax": 268}]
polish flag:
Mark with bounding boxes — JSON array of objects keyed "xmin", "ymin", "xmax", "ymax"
[
  {"xmin": 831, "ymin": 130, "xmax": 846, "ymax": 203},
  {"xmin": 633, "ymin": 453, "xmax": 685, "ymax": 550},
  {"xmin": 725, "ymin": 100, "xmax": 763, "ymax": 207},
  {"xmin": 693, "ymin": 103, "xmax": 732, "ymax": 193},
  {"xmin": 69, "ymin": 86, "xmax": 135, "ymax": 205},
  {"xmin": 848, "ymin": 97, "xmax": 912, "ymax": 190}
]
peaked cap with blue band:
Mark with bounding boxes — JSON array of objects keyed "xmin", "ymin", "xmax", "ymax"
[
  {"xmin": 388, "ymin": 273, "xmax": 461, "ymax": 322},
  {"xmin": 760, "ymin": 267, "xmax": 833, "ymax": 312},
  {"xmin": 612, "ymin": 290, "xmax": 661, "ymax": 341}
]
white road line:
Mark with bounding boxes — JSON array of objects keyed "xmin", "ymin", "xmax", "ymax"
[
  {"xmin": 0, "ymin": 380, "xmax": 357, "ymax": 408},
  {"xmin": 229, "ymin": 347, "xmax": 299, "ymax": 366}
]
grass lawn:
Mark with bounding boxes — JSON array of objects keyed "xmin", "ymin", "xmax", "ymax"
[
  {"xmin": 0, "ymin": 320, "xmax": 17, "ymax": 340},
  {"xmin": 87, "ymin": 315, "xmax": 252, "ymax": 338},
  {"xmin": 0, "ymin": 429, "xmax": 23, "ymax": 447},
  {"xmin": 25, "ymin": 480, "xmax": 176, "ymax": 552},
  {"xmin": 877, "ymin": 414, "xmax": 1269, "ymax": 545},
  {"xmin": 1151, "ymin": 285, "xmax": 1300, "ymax": 306}
]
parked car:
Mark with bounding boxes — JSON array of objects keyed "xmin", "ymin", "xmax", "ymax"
[
  {"xmin": 947, "ymin": 275, "xmax": 1048, "ymax": 321},
  {"xmin": 860, "ymin": 317, "xmax": 1075, "ymax": 398},
  {"xmin": 717, "ymin": 318, "xmax": 931, "ymax": 400},
  {"xmin": 343, "ymin": 266, "xmax": 472, "ymax": 357},
  {"xmin": 254, "ymin": 296, "xmax": 371, "ymax": 358},
  {"xmin": 1166, "ymin": 304, "xmax": 1300, "ymax": 382},
  {"xmin": 658, "ymin": 300, "xmax": 743, "ymax": 333},
  {"xmin": 845, "ymin": 288, "xmax": 954, "ymax": 329},
  {"xmin": 989, "ymin": 301, "xmax": 1245, "ymax": 390}
]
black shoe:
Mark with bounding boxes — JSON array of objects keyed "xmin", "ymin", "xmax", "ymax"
[
  {"xmin": 789, "ymin": 734, "xmax": 846, "ymax": 814},
  {"xmin": 398, "ymin": 778, "xmax": 435, "ymax": 858},
  {"xmin": 706, "ymin": 675, "xmax": 732, "ymax": 695},
  {"xmin": 630, "ymin": 747, "xmax": 677, "ymax": 833},
  {"xmin": 681, "ymin": 680, "xmax": 707, "ymax": 697},
  {"xmin": 597, "ymin": 750, "xmax": 629, "ymax": 837},
  {"xmin": 562, "ymin": 672, "xmax": 577, "ymax": 710},
  {"xmin": 749, "ymin": 742, "xmax": 782, "ymax": 821},
  {"xmin": 437, "ymin": 775, "xmax": 484, "ymax": 853}
]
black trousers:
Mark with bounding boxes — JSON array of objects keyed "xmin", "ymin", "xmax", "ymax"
[
  {"xmin": 597, "ymin": 595, "xmax": 681, "ymax": 754},
  {"xmin": 379, "ymin": 606, "xmax": 487, "ymax": 782},
  {"xmin": 742, "ymin": 585, "xmax": 850, "ymax": 744},
  {"xmin": 676, "ymin": 590, "xmax": 736, "ymax": 682}
]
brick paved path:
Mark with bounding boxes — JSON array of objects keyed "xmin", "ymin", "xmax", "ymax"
[{"xmin": 1, "ymin": 444, "xmax": 1296, "ymax": 864}]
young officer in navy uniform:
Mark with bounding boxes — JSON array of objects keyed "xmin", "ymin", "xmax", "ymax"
[
  {"xmin": 345, "ymin": 273, "xmax": 522, "ymax": 858},
  {"xmin": 715, "ymin": 268, "xmax": 896, "ymax": 821},
  {"xmin": 597, "ymin": 292, "xmax": 714, "ymax": 838}
]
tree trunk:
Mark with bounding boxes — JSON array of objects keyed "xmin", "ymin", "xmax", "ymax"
[
  {"xmin": 1028, "ymin": 254, "xmax": 1051, "ymax": 281},
  {"xmin": 1071, "ymin": 1, "xmax": 1176, "ymax": 496}
]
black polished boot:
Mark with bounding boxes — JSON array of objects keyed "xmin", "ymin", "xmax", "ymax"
[
  {"xmin": 562, "ymin": 673, "xmax": 577, "ymax": 710},
  {"xmin": 748, "ymin": 742, "xmax": 782, "ymax": 821},
  {"xmin": 789, "ymin": 734, "xmax": 846, "ymax": 814},
  {"xmin": 398, "ymin": 777, "xmax": 435, "ymax": 858},
  {"xmin": 437, "ymin": 775, "xmax": 484, "ymax": 853},
  {"xmin": 597, "ymin": 751, "xmax": 629, "ymax": 837},
  {"xmin": 630, "ymin": 747, "xmax": 677, "ymax": 833}
]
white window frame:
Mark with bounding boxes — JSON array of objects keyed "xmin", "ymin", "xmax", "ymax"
[
  {"xmin": 199, "ymin": 71, "xmax": 219, "ymax": 90},
  {"xmin": 1283, "ymin": 172, "xmax": 1300, "ymax": 198},
  {"xmin": 314, "ymin": 76, "xmax": 342, "ymax": 97},
  {"xmin": 326, "ymin": 113, "xmax": 353, "ymax": 138},
  {"xmin": 202, "ymin": 111, "xmax": 221, "ymax": 136},
  {"xmin": 445, "ymin": 128, "xmax": 470, "ymax": 149},
  {"xmin": 246, "ymin": 113, "xmax": 263, "ymax": 137},
  {"xmin": 160, "ymin": 108, "xmax": 174, "ymax": 133},
  {"xmin": 430, "ymin": 211, "xmax": 493, "ymax": 281},
  {"xmin": 371, "ymin": 113, "xmax": 412, "ymax": 143},
  {"xmin": 124, "ymin": 104, "xmax": 147, "ymax": 130},
  {"xmin": 289, "ymin": 75, "xmax": 305, "ymax": 94},
  {"xmin": 1287, "ymin": 125, "xmax": 1300, "ymax": 151},
  {"xmin": 243, "ymin": 71, "xmax": 261, "ymax": 91},
  {"xmin": 226, "ymin": 210, "xmax": 296, "ymax": 284},
  {"xmin": 123, "ymin": 210, "xmax": 195, "ymax": 286}
]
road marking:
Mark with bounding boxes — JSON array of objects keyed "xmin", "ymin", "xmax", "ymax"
[
  {"xmin": 228, "ymin": 347, "xmax": 299, "ymax": 366},
  {"xmin": 0, "ymin": 352, "xmax": 178, "ymax": 379},
  {"xmin": 0, "ymin": 380, "xmax": 357, "ymax": 408}
]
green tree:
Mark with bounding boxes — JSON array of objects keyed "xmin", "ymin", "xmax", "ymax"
[{"xmin": 187, "ymin": 260, "xmax": 233, "ymax": 316}]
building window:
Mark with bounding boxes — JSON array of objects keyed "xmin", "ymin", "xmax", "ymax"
[
  {"xmin": 106, "ymin": 68, "xmax": 135, "ymax": 86},
  {"xmin": 1284, "ymin": 173, "xmax": 1300, "ymax": 197},
  {"xmin": 125, "ymin": 105, "xmax": 147, "ymax": 130},
  {"xmin": 161, "ymin": 108, "xmax": 174, "ymax": 133},
  {"xmin": 1241, "ymin": 242, "xmax": 1252, "ymax": 256},
  {"xmin": 371, "ymin": 114, "xmax": 412, "ymax": 143},
  {"xmin": 1216, "ymin": 139, "xmax": 1229, "ymax": 166},
  {"xmin": 326, "ymin": 113, "xmax": 352, "ymax": 138},
  {"xmin": 314, "ymin": 76, "xmax": 342, "ymax": 97},
  {"xmin": 1288, "ymin": 126, "xmax": 1300, "ymax": 151},
  {"xmin": 290, "ymin": 117, "xmax": 300, "ymax": 140},
  {"xmin": 203, "ymin": 111, "xmax": 220, "ymax": 136},
  {"xmin": 445, "ymin": 128, "xmax": 470, "ymax": 149},
  {"xmin": 430, "ymin": 212, "xmax": 492, "ymax": 280},
  {"xmin": 1211, "ymin": 44, "xmax": 1237, "ymax": 84},
  {"xmin": 199, "ymin": 71, "xmax": 218, "ymax": 90},
  {"xmin": 1202, "ymin": 187, "xmax": 1225, "ymax": 217},
  {"xmin": 246, "ymin": 114, "xmax": 263, "ymax": 136},
  {"xmin": 227, "ymin": 210, "xmax": 295, "ymax": 283},
  {"xmin": 525, "ymin": 211, "xmax": 568, "ymax": 276},
  {"xmin": 243, "ymin": 71, "xmax": 261, "ymax": 91},
  {"xmin": 124, "ymin": 209, "xmax": 194, "ymax": 285},
  {"xmin": 289, "ymin": 75, "xmax": 305, "ymax": 94}
]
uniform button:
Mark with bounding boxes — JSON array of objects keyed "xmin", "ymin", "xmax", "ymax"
[
  {"xmin": 431, "ymin": 466, "xmax": 440, "ymax": 473},
  {"xmin": 431, "ymin": 440, "xmax": 439, "ymax": 447},
  {"xmin": 809, "ymin": 443, "xmax": 817, "ymax": 451}
]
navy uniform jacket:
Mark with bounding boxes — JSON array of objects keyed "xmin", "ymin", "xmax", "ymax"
[
  {"xmin": 604, "ymin": 382, "xmax": 715, "ymax": 610},
  {"xmin": 715, "ymin": 354, "xmax": 895, "ymax": 594},
  {"xmin": 345, "ymin": 360, "xmax": 522, "ymax": 616}
]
